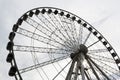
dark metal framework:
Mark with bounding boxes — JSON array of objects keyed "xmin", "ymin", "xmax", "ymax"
[{"xmin": 6, "ymin": 7, "xmax": 120, "ymax": 80}]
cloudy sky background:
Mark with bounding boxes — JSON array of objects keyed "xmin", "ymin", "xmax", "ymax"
[{"xmin": 0, "ymin": 0, "xmax": 120, "ymax": 80}]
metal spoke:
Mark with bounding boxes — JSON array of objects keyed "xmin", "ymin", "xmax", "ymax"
[
  {"xmin": 66, "ymin": 18, "xmax": 78, "ymax": 45},
  {"xmin": 69, "ymin": 19, "xmax": 78, "ymax": 45},
  {"xmin": 14, "ymin": 45, "xmax": 71, "ymax": 54},
  {"xmin": 97, "ymin": 63, "xmax": 120, "ymax": 78},
  {"xmin": 83, "ymin": 32, "xmax": 92, "ymax": 45},
  {"xmin": 25, "ymin": 17, "xmax": 72, "ymax": 48},
  {"xmin": 36, "ymin": 13, "xmax": 55, "ymax": 31},
  {"xmin": 89, "ymin": 54, "xmax": 115, "ymax": 63},
  {"xmin": 78, "ymin": 23, "xmax": 83, "ymax": 44},
  {"xmin": 86, "ymin": 56, "xmax": 100, "ymax": 80},
  {"xmin": 61, "ymin": 17, "xmax": 75, "ymax": 42},
  {"xmin": 87, "ymin": 56, "xmax": 111, "ymax": 80},
  {"xmin": 78, "ymin": 54, "xmax": 85, "ymax": 80},
  {"xmin": 41, "ymin": 67, "xmax": 49, "ymax": 80},
  {"xmin": 36, "ymin": 13, "xmax": 73, "ymax": 47},
  {"xmin": 26, "ymin": 17, "xmax": 51, "ymax": 35},
  {"xmin": 91, "ymin": 57, "xmax": 120, "ymax": 77},
  {"xmin": 88, "ymin": 49, "xmax": 108, "ymax": 54},
  {"xmin": 17, "ymin": 27, "xmax": 71, "ymax": 49},
  {"xmin": 84, "ymin": 70, "xmax": 91, "ymax": 80},
  {"xmin": 65, "ymin": 60, "xmax": 76, "ymax": 80},
  {"xmin": 19, "ymin": 54, "xmax": 70, "ymax": 74},
  {"xmin": 87, "ymin": 40, "xmax": 99, "ymax": 48},
  {"xmin": 47, "ymin": 13, "xmax": 73, "ymax": 46},
  {"xmin": 84, "ymin": 70, "xmax": 92, "ymax": 80},
  {"xmin": 99, "ymin": 66, "xmax": 118, "ymax": 80},
  {"xmin": 58, "ymin": 15, "xmax": 76, "ymax": 46},
  {"xmin": 31, "ymin": 52, "xmax": 45, "ymax": 80},
  {"xmin": 52, "ymin": 60, "xmax": 72, "ymax": 80},
  {"xmin": 73, "ymin": 62, "xmax": 79, "ymax": 80},
  {"xmin": 48, "ymin": 54, "xmax": 65, "ymax": 79}
]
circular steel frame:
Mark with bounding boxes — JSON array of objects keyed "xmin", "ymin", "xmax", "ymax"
[{"xmin": 6, "ymin": 7, "xmax": 120, "ymax": 80}]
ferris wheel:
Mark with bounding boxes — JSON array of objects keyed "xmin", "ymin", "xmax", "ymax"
[{"xmin": 6, "ymin": 7, "xmax": 120, "ymax": 80}]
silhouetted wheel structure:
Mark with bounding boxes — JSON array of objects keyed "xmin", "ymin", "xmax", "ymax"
[{"xmin": 7, "ymin": 7, "xmax": 120, "ymax": 80}]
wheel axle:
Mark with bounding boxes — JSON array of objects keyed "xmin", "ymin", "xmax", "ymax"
[{"xmin": 70, "ymin": 44, "xmax": 88, "ymax": 60}]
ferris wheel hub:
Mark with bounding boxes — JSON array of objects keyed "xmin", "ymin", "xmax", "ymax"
[
  {"xmin": 70, "ymin": 44, "xmax": 88, "ymax": 60},
  {"xmin": 79, "ymin": 44, "xmax": 88, "ymax": 54}
]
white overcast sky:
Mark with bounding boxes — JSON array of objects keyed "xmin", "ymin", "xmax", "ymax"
[{"xmin": 0, "ymin": 0, "xmax": 120, "ymax": 80}]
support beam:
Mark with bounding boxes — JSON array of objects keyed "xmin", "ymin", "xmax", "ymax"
[
  {"xmin": 86, "ymin": 57, "xmax": 100, "ymax": 80},
  {"xmin": 88, "ymin": 56, "xmax": 110, "ymax": 80},
  {"xmin": 73, "ymin": 62, "xmax": 79, "ymax": 80},
  {"xmin": 78, "ymin": 53, "xmax": 85, "ymax": 80},
  {"xmin": 19, "ymin": 55, "xmax": 69, "ymax": 73},
  {"xmin": 65, "ymin": 60, "xmax": 76, "ymax": 80},
  {"xmin": 84, "ymin": 71, "xmax": 91, "ymax": 80}
]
